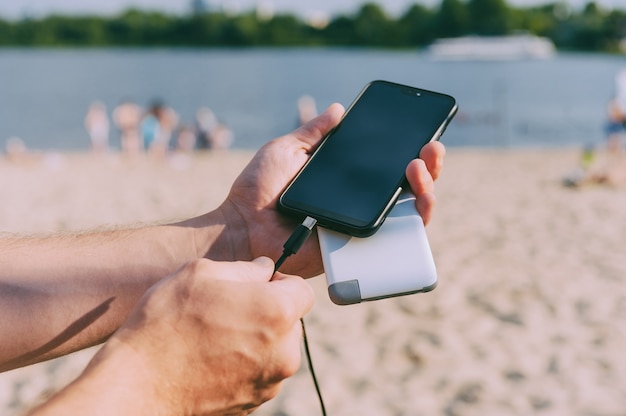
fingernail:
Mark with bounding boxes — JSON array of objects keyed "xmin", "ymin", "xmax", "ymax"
[{"xmin": 252, "ymin": 256, "xmax": 274, "ymax": 268}]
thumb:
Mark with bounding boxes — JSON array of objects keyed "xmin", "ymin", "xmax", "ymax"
[
  {"xmin": 246, "ymin": 256, "xmax": 276, "ymax": 283},
  {"xmin": 268, "ymin": 274, "xmax": 315, "ymax": 319},
  {"xmin": 252, "ymin": 256, "xmax": 275, "ymax": 269},
  {"xmin": 211, "ymin": 257, "xmax": 276, "ymax": 283},
  {"xmin": 292, "ymin": 103, "xmax": 345, "ymax": 150}
]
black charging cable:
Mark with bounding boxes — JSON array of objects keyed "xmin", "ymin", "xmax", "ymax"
[{"xmin": 274, "ymin": 216, "xmax": 327, "ymax": 416}]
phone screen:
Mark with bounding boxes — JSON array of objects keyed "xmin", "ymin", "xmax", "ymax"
[{"xmin": 279, "ymin": 80, "xmax": 457, "ymax": 237}]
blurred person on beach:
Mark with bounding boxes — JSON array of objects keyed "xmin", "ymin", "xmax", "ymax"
[
  {"xmin": 210, "ymin": 121, "xmax": 234, "ymax": 150},
  {"xmin": 84, "ymin": 101, "xmax": 110, "ymax": 154},
  {"xmin": 169, "ymin": 125, "xmax": 197, "ymax": 170},
  {"xmin": 593, "ymin": 95, "xmax": 626, "ymax": 184},
  {"xmin": 604, "ymin": 95, "xmax": 625, "ymax": 154},
  {"xmin": 588, "ymin": 94, "xmax": 626, "ymax": 184},
  {"xmin": 194, "ymin": 106, "xmax": 233, "ymax": 150},
  {"xmin": 4, "ymin": 136, "xmax": 31, "ymax": 164},
  {"xmin": 3, "ymin": 137, "xmax": 65, "ymax": 169},
  {"xmin": 597, "ymin": 71, "xmax": 626, "ymax": 184},
  {"xmin": 195, "ymin": 106, "xmax": 217, "ymax": 149},
  {"xmin": 112, "ymin": 99, "xmax": 142, "ymax": 157},
  {"xmin": 142, "ymin": 100, "xmax": 179, "ymax": 160},
  {"xmin": 154, "ymin": 101, "xmax": 179, "ymax": 156},
  {"xmin": 563, "ymin": 95, "xmax": 626, "ymax": 187},
  {"xmin": 175, "ymin": 125, "xmax": 197, "ymax": 154},
  {"xmin": 562, "ymin": 143, "xmax": 597, "ymax": 187},
  {"xmin": 0, "ymin": 104, "xmax": 446, "ymax": 415},
  {"xmin": 140, "ymin": 103, "xmax": 162, "ymax": 151}
]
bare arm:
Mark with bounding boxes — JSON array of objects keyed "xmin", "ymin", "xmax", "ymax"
[
  {"xmin": 0, "ymin": 213, "xmax": 234, "ymax": 372},
  {"xmin": 0, "ymin": 105, "xmax": 343, "ymax": 372},
  {"xmin": 0, "ymin": 103, "xmax": 444, "ymax": 373},
  {"xmin": 0, "ymin": 106, "xmax": 341, "ymax": 372}
]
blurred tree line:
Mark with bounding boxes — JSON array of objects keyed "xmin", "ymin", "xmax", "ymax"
[{"xmin": 0, "ymin": 0, "xmax": 624, "ymax": 53}]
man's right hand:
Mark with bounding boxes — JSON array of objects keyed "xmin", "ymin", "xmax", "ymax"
[{"xmin": 30, "ymin": 257, "xmax": 314, "ymax": 416}]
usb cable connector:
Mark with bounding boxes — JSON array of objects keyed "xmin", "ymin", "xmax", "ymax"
[{"xmin": 274, "ymin": 216, "xmax": 317, "ymax": 271}]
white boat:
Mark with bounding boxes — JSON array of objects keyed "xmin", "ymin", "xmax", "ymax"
[{"xmin": 428, "ymin": 34, "xmax": 556, "ymax": 61}]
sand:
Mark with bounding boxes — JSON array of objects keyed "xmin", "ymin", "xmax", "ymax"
[{"xmin": 1, "ymin": 148, "xmax": 626, "ymax": 416}]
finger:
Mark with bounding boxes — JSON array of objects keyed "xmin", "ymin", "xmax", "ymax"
[
  {"xmin": 269, "ymin": 273, "xmax": 315, "ymax": 320},
  {"xmin": 241, "ymin": 256, "xmax": 276, "ymax": 283},
  {"xmin": 204, "ymin": 257, "xmax": 276, "ymax": 284},
  {"xmin": 406, "ymin": 159, "xmax": 437, "ymax": 224},
  {"xmin": 291, "ymin": 103, "xmax": 345, "ymax": 151},
  {"xmin": 405, "ymin": 158, "xmax": 434, "ymax": 196},
  {"xmin": 416, "ymin": 192, "xmax": 436, "ymax": 226},
  {"xmin": 419, "ymin": 141, "xmax": 446, "ymax": 181}
]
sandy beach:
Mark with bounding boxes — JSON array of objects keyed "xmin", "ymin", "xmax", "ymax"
[{"xmin": 2, "ymin": 148, "xmax": 626, "ymax": 415}]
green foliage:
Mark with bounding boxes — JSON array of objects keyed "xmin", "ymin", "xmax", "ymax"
[
  {"xmin": 435, "ymin": 0, "xmax": 470, "ymax": 38},
  {"xmin": 467, "ymin": 0, "xmax": 511, "ymax": 35},
  {"xmin": 323, "ymin": 16, "xmax": 357, "ymax": 46},
  {"xmin": 352, "ymin": 3, "xmax": 392, "ymax": 46},
  {"xmin": 396, "ymin": 4, "xmax": 436, "ymax": 46},
  {"xmin": 0, "ymin": 19, "xmax": 12, "ymax": 45},
  {"xmin": 0, "ymin": 1, "xmax": 625, "ymax": 53}
]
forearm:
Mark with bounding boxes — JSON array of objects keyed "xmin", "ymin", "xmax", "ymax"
[
  {"xmin": 0, "ymin": 208, "xmax": 246, "ymax": 371},
  {"xmin": 27, "ymin": 339, "xmax": 166, "ymax": 416}
]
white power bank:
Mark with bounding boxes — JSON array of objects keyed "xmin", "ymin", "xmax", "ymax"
[{"xmin": 318, "ymin": 193, "xmax": 437, "ymax": 305}]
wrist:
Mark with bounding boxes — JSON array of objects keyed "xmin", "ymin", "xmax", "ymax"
[{"xmin": 187, "ymin": 204, "xmax": 252, "ymax": 262}]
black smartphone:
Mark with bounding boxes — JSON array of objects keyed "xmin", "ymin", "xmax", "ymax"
[{"xmin": 278, "ymin": 80, "xmax": 457, "ymax": 237}]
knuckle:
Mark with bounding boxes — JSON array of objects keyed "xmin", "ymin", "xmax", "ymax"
[
  {"xmin": 277, "ymin": 353, "xmax": 302, "ymax": 379},
  {"xmin": 266, "ymin": 301, "xmax": 297, "ymax": 331},
  {"xmin": 254, "ymin": 382, "xmax": 282, "ymax": 406},
  {"xmin": 183, "ymin": 258, "xmax": 213, "ymax": 278},
  {"xmin": 260, "ymin": 353, "xmax": 300, "ymax": 389}
]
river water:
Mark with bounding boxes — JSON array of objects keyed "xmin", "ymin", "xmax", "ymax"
[{"xmin": 1, "ymin": 48, "xmax": 625, "ymax": 151}]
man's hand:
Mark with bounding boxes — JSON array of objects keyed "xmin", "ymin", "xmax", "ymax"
[
  {"xmin": 218, "ymin": 103, "xmax": 446, "ymax": 277},
  {"xmin": 30, "ymin": 257, "xmax": 314, "ymax": 416}
]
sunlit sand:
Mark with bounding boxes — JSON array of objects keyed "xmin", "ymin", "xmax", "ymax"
[{"xmin": 2, "ymin": 148, "xmax": 626, "ymax": 415}]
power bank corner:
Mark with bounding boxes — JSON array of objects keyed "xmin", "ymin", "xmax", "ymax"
[{"xmin": 318, "ymin": 194, "xmax": 437, "ymax": 306}]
